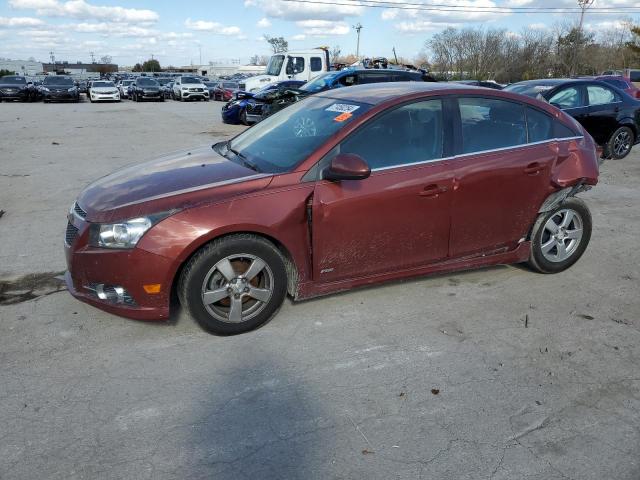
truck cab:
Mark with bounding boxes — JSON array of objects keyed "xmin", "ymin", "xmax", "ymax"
[{"xmin": 240, "ymin": 48, "xmax": 329, "ymax": 92}]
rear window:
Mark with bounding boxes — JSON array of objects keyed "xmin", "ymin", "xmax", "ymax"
[
  {"xmin": 310, "ymin": 57, "xmax": 322, "ymax": 72},
  {"xmin": 459, "ymin": 97, "xmax": 526, "ymax": 154},
  {"xmin": 600, "ymin": 78, "xmax": 627, "ymax": 90},
  {"xmin": 587, "ymin": 85, "xmax": 618, "ymax": 105},
  {"xmin": 359, "ymin": 73, "xmax": 390, "ymax": 84}
]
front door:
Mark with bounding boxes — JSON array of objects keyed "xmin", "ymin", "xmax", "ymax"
[{"xmin": 311, "ymin": 98, "xmax": 454, "ymax": 283}]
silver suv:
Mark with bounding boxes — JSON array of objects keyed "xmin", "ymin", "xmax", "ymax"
[{"xmin": 172, "ymin": 76, "xmax": 210, "ymax": 101}]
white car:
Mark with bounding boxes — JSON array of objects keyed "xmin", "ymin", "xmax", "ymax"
[
  {"xmin": 117, "ymin": 80, "xmax": 135, "ymax": 98},
  {"xmin": 89, "ymin": 80, "xmax": 120, "ymax": 103},
  {"xmin": 172, "ymin": 76, "xmax": 210, "ymax": 101}
]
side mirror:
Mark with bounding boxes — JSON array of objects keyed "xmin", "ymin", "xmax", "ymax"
[{"xmin": 324, "ymin": 153, "xmax": 371, "ymax": 181}]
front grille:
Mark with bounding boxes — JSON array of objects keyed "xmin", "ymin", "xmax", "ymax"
[
  {"xmin": 73, "ymin": 202, "xmax": 87, "ymax": 219},
  {"xmin": 239, "ymin": 83, "xmax": 246, "ymax": 90},
  {"xmin": 65, "ymin": 222, "xmax": 79, "ymax": 246},
  {"xmin": 246, "ymin": 103, "xmax": 263, "ymax": 114},
  {"xmin": 188, "ymin": 88, "xmax": 204, "ymax": 92}
]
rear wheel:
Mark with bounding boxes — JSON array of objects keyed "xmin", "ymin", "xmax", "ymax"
[
  {"xmin": 527, "ymin": 197, "xmax": 592, "ymax": 274},
  {"xmin": 178, "ymin": 234, "xmax": 288, "ymax": 335},
  {"xmin": 240, "ymin": 108, "xmax": 249, "ymax": 126},
  {"xmin": 605, "ymin": 126, "xmax": 634, "ymax": 159}
]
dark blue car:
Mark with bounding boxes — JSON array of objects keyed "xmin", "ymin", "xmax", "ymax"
[{"xmin": 222, "ymin": 80, "xmax": 305, "ymax": 125}]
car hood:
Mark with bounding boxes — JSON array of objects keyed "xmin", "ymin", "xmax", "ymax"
[{"xmin": 77, "ymin": 145, "xmax": 273, "ymax": 223}]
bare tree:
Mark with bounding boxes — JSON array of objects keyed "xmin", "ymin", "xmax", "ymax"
[
  {"xmin": 330, "ymin": 45, "xmax": 342, "ymax": 64},
  {"xmin": 264, "ymin": 35, "xmax": 288, "ymax": 54},
  {"xmin": 100, "ymin": 55, "xmax": 112, "ymax": 65}
]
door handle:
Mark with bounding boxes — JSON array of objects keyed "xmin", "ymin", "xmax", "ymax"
[
  {"xmin": 419, "ymin": 184, "xmax": 448, "ymax": 197},
  {"xmin": 524, "ymin": 162, "xmax": 543, "ymax": 175}
]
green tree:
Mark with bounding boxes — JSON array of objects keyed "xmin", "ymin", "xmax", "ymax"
[
  {"xmin": 627, "ymin": 24, "xmax": 640, "ymax": 60},
  {"xmin": 132, "ymin": 63, "xmax": 143, "ymax": 72},
  {"xmin": 0, "ymin": 69, "xmax": 16, "ymax": 76},
  {"xmin": 264, "ymin": 35, "xmax": 288, "ymax": 54},
  {"xmin": 142, "ymin": 59, "xmax": 161, "ymax": 72}
]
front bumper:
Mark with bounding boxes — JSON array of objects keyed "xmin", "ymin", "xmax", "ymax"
[
  {"xmin": 221, "ymin": 105, "xmax": 242, "ymax": 124},
  {"xmin": 181, "ymin": 90, "xmax": 209, "ymax": 99},
  {"xmin": 90, "ymin": 92, "xmax": 120, "ymax": 101},
  {"xmin": 44, "ymin": 91, "xmax": 79, "ymax": 101},
  {"xmin": 64, "ymin": 216, "xmax": 172, "ymax": 320},
  {"xmin": 1, "ymin": 89, "xmax": 30, "ymax": 101}
]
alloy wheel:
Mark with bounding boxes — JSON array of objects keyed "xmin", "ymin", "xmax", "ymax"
[
  {"xmin": 200, "ymin": 254, "xmax": 273, "ymax": 323},
  {"xmin": 540, "ymin": 208, "xmax": 583, "ymax": 262},
  {"xmin": 613, "ymin": 130, "xmax": 632, "ymax": 157}
]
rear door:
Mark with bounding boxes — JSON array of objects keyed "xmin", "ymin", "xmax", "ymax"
[
  {"xmin": 448, "ymin": 97, "xmax": 559, "ymax": 258},
  {"xmin": 582, "ymin": 83, "xmax": 622, "ymax": 144},
  {"xmin": 311, "ymin": 98, "xmax": 454, "ymax": 282}
]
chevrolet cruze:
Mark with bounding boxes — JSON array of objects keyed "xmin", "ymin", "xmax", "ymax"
[{"xmin": 65, "ymin": 83, "xmax": 599, "ymax": 335}]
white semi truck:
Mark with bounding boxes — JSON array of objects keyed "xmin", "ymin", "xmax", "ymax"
[{"xmin": 239, "ymin": 48, "xmax": 330, "ymax": 92}]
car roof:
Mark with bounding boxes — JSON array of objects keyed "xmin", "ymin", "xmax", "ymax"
[{"xmin": 314, "ymin": 81, "xmax": 480, "ymax": 105}]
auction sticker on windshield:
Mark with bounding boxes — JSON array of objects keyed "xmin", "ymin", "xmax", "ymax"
[{"xmin": 326, "ymin": 103, "xmax": 360, "ymax": 113}]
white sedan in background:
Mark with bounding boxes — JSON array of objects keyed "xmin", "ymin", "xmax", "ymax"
[
  {"xmin": 117, "ymin": 80, "xmax": 135, "ymax": 99},
  {"xmin": 89, "ymin": 81, "xmax": 120, "ymax": 103}
]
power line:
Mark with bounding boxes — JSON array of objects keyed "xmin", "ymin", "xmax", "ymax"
[
  {"xmin": 281, "ymin": 0, "xmax": 640, "ymax": 14},
  {"xmin": 339, "ymin": 0, "xmax": 639, "ymax": 11}
]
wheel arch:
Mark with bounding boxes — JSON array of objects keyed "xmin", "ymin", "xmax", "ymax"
[{"xmin": 169, "ymin": 229, "xmax": 300, "ymax": 309}]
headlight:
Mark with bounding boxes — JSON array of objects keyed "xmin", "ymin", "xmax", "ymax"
[
  {"xmin": 230, "ymin": 100, "xmax": 241, "ymax": 106},
  {"xmin": 91, "ymin": 217, "xmax": 153, "ymax": 249},
  {"xmin": 181, "ymin": 86, "xmax": 189, "ymax": 90},
  {"xmin": 68, "ymin": 87, "xmax": 77, "ymax": 92},
  {"xmin": 41, "ymin": 87, "xmax": 50, "ymax": 92}
]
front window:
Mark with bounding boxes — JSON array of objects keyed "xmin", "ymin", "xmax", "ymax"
[
  {"xmin": 222, "ymin": 82, "xmax": 238, "ymax": 90},
  {"xmin": 1, "ymin": 76, "xmax": 27, "ymax": 85},
  {"xmin": 548, "ymin": 87, "xmax": 582, "ymax": 109},
  {"xmin": 225, "ymin": 96, "xmax": 372, "ymax": 173},
  {"xmin": 266, "ymin": 55, "xmax": 285, "ymax": 76},
  {"xmin": 43, "ymin": 77, "xmax": 73, "ymax": 86},
  {"xmin": 286, "ymin": 57, "xmax": 305, "ymax": 75},
  {"xmin": 339, "ymin": 99, "xmax": 444, "ymax": 169}
]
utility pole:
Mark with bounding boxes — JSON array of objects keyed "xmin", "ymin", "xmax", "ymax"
[
  {"xmin": 570, "ymin": 0, "xmax": 594, "ymax": 76},
  {"xmin": 353, "ymin": 23, "xmax": 363, "ymax": 59},
  {"xmin": 49, "ymin": 51, "xmax": 55, "ymax": 64},
  {"xmin": 90, "ymin": 51, "xmax": 95, "ymax": 63}
]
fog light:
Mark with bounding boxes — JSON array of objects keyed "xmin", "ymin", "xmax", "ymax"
[
  {"xmin": 84, "ymin": 283, "xmax": 136, "ymax": 305},
  {"xmin": 143, "ymin": 284, "xmax": 161, "ymax": 294}
]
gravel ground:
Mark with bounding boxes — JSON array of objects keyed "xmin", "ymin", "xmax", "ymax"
[{"xmin": 1, "ymin": 99, "xmax": 639, "ymax": 480}]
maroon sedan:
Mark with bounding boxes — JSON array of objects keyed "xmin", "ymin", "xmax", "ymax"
[{"xmin": 65, "ymin": 83, "xmax": 599, "ymax": 335}]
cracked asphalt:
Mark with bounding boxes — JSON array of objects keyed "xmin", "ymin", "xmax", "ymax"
[{"xmin": 1, "ymin": 100, "xmax": 639, "ymax": 479}]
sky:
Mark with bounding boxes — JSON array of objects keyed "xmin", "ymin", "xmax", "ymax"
[{"xmin": 0, "ymin": 0, "xmax": 638, "ymax": 67}]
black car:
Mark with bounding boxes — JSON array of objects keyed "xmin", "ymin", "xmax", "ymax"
[
  {"xmin": 40, "ymin": 76, "xmax": 80, "ymax": 103},
  {"xmin": 131, "ymin": 77, "xmax": 163, "ymax": 102},
  {"xmin": 505, "ymin": 79, "xmax": 640, "ymax": 159},
  {"xmin": 0, "ymin": 75, "xmax": 31, "ymax": 102},
  {"xmin": 450, "ymin": 80, "xmax": 504, "ymax": 90}
]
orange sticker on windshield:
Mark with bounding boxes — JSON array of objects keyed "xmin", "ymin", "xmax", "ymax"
[{"xmin": 334, "ymin": 112, "xmax": 352, "ymax": 122}]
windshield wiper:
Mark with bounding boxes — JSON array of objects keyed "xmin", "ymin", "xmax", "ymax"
[{"xmin": 226, "ymin": 142, "xmax": 261, "ymax": 172}]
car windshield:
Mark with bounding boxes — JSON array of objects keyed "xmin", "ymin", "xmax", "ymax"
[
  {"xmin": 1, "ymin": 76, "xmax": 27, "ymax": 85},
  {"xmin": 504, "ymin": 82, "xmax": 556, "ymax": 97},
  {"xmin": 157, "ymin": 78, "xmax": 171, "ymax": 85},
  {"xmin": 265, "ymin": 55, "xmax": 285, "ymax": 76},
  {"xmin": 43, "ymin": 77, "xmax": 73, "ymax": 86},
  {"xmin": 92, "ymin": 81, "xmax": 115, "ymax": 88},
  {"xmin": 182, "ymin": 77, "xmax": 200, "ymax": 84},
  {"xmin": 223, "ymin": 82, "xmax": 238, "ymax": 89},
  {"xmin": 300, "ymin": 72, "xmax": 339, "ymax": 93},
  {"xmin": 204, "ymin": 82, "xmax": 216, "ymax": 87},
  {"xmin": 138, "ymin": 78, "xmax": 158, "ymax": 86},
  {"xmin": 225, "ymin": 96, "xmax": 371, "ymax": 173}
]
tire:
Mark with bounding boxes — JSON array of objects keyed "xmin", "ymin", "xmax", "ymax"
[
  {"xmin": 604, "ymin": 126, "xmax": 634, "ymax": 159},
  {"xmin": 178, "ymin": 234, "xmax": 288, "ymax": 335},
  {"xmin": 527, "ymin": 197, "xmax": 592, "ymax": 274},
  {"xmin": 240, "ymin": 108, "xmax": 249, "ymax": 126}
]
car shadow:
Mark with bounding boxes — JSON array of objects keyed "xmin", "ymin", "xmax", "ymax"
[{"xmin": 182, "ymin": 352, "xmax": 323, "ymax": 479}]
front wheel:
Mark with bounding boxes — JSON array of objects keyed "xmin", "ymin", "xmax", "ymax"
[
  {"xmin": 527, "ymin": 197, "xmax": 592, "ymax": 274},
  {"xmin": 178, "ymin": 234, "xmax": 288, "ymax": 335},
  {"xmin": 605, "ymin": 126, "xmax": 634, "ymax": 159}
]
